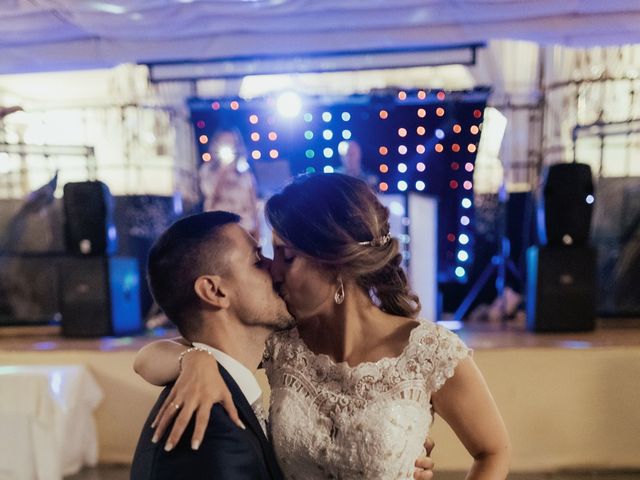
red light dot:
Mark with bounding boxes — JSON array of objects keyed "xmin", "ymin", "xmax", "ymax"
[
  {"xmin": 437, "ymin": 91, "xmax": 446, "ymax": 101},
  {"xmin": 465, "ymin": 162, "xmax": 474, "ymax": 172},
  {"xmin": 449, "ymin": 180, "xmax": 459, "ymax": 189},
  {"xmin": 379, "ymin": 182, "xmax": 389, "ymax": 192},
  {"xmin": 447, "ymin": 233, "xmax": 456, "ymax": 242},
  {"xmin": 398, "ymin": 91, "xmax": 407, "ymax": 100},
  {"xmin": 230, "ymin": 101, "xmax": 240, "ymax": 110},
  {"xmin": 211, "ymin": 101, "xmax": 220, "ymax": 110},
  {"xmin": 379, "ymin": 146, "xmax": 388, "ymax": 156},
  {"xmin": 202, "ymin": 153, "xmax": 211, "ymax": 162},
  {"xmin": 473, "ymin": 109, "xmax": 482, "ymax": 118},
  {"xmin": 464, "ymin": 181, "xmax": 473, "ymax": 190},
  {"xmin": 379, "ymin": 110, "xmax": 389, "ymax": 119},
  {"xmin": 468, "ymin": 144, "xmax": 477, "ymax": 153},
  {"xmin": 199, "ymin": 135, "xmax": 208, "ymax": 144},
  {"xmin": 196, "ymin": 120, "xmax": 205, "ymax": 129},
  {"xmin": 453, "ymin": 124, "xmax": 462, "ymax": 133},
  {"xmin": 452, "ymin": 144, "xmax": 461, "ymax": 152},
  {"xmin": 249, "ymin": 114, "xmax": 259, "ymax": 124},
  {"xmin": 436, "ymin": 107, "xmax": 445, "ymax": 117},
  {"xmin": 435, "ymin": 143, "xmax": 444, "ymax": 153},
  {"xmin": 417, "ymin": 108, "xmax": 426, "ymax": 118},
  {"xmin": 451, "ymin": 162, "xmax": 460, "ymax": 171},
  {"xmin": 417, "ymin": 90, "xmax": 426, "ymax": 100}
]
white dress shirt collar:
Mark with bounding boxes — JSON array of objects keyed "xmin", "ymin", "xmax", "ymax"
[{"xmin": 191, "ymin": 342, "xmax": 262, "ymax": 406}]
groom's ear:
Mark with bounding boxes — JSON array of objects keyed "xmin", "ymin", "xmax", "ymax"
[{"xmin": 194, "ymin": 275, "xmax": 230, "ymax": 309}]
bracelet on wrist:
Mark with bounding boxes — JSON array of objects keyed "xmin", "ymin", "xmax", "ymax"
[{"xmin": 178, "ymin": 346, "xmax": 216, "ymax": 371}]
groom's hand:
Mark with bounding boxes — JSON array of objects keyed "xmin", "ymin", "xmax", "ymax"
[{"xmin": 414, "ymin": 436, "xmax": 436, "ymax": 479}]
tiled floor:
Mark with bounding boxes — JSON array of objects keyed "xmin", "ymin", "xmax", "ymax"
[{"xmin": 66, "ymin": 465, "xmax": 640, "ymax": 480}]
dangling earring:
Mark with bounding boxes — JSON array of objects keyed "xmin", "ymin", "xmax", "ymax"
[{"xmin": 334, "ymin": 276, "xmax": 345, "ymax": 305}]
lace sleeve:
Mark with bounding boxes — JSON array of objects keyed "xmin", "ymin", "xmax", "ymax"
[{"xmin": 419, "ymin": 322, "xmax": 472, "ymax": 393}]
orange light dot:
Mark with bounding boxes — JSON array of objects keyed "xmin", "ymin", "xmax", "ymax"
[
  {"xmin": 437, "ymin": 91, "xmax": 446, "ymax": 101},
  {"xmin": 470, "ymin": 125, "xmax": 480, "ymax": 135},
  {"xmin": 379, "ymin": 146, "xmax": 388, "ymax": 156},
  {"xmin": 202, "ymin": 152, "xmax": 211, "ymax": 162},
  {"xmin": 417, "ymin": 90, "xmax": 426, "ymax": 100},
  {"xmin": 379, "ymin": 182, "xmax": 389, "ymax": 192},
  {"xmin": 417, "ymin": 108, "xmax": 426, "ymax": 118},
  {"xmin": 269, "ymin": 149, "xmax": 279, "ymax": 159},
  {"xmin": 416, "ymin": 145, "xmax": 426, "ymax": 154},
  {"xmin": 230, "ymin": 101, "xmax": 240, "ymax": 110},
  {"xmin": 252, "ymin": 150, "xmax": 261, "ymax": 160},
  {"xmin": 416, "ymin": 126, "xmax": 426, "ymax": 135},
  {"xmin": 379, "ymin": 164, "xmax": 389, "ymax": 173},
  {"xmin": 453, "ymin": 124, "xmax": 462, "ymax": 133},
  {"xmin": 435, "ymin": 143, "xmax": 444, "ymax": 153},
  {"xmin": 249, "ymin": 114, "xmax": 259, "ymax": 124},
  {"xmin": 398, "ymin": 91, "xmax": 407, "ymax": 100},
  {"xmin": 268, "ymin": 132, "xmax": 277, "ymax": 141},
  {"xmin": 452, "ymin": 143, "xmax": 461, "ymax": 152},
  {"xmin": 398, "ymin": 128, "xmax": 407, "ymax": 137},
  {"xmin": 251, "ymin": 132, "xmax": 260, "ymax": 142},
  {"xmin": 199, "ymin": 135, "xmax": 208, "ymax": 144},
  {"xmin": 436, "ymin": 107, "xmax": 445, "ymax": 117},
  {"xmin": 473, "ymin": 109, "xmax": 482, "ymax": 118},
  {"xmin": 468, "ymin": 144, "xmax": 477, "ymax": 153},
  {"xmin": 379, "ymin": 110, "xmax": 389, "ymax": 119}
]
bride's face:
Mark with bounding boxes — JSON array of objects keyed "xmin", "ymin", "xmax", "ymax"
[{"xmin": 270, "ymin": 232, "xmax": 335, "ymax": 321}]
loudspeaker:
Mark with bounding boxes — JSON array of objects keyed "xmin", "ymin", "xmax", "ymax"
[
  {"xmin": 63, "ymin": 181, "xmax": 117, "ymax": 256},
  {"xmin": 539, "ymin": 163, "xmax": 594, "ymax": 246},
  {"xmin": 60, "ymin": 257, "xmax": 142, "ymax": 337},
  {"xmin": 526, "ymin": 246, "xmax": 596, "ymax": 332}
]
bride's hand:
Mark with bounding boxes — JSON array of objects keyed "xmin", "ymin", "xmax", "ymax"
[
  {"xmin": 413, "ymin": 436, "xmax": 435, "ymax": 479},
  {"xmin": 151, "ymin": 350, "xmax": 245, "ymax": 451}
]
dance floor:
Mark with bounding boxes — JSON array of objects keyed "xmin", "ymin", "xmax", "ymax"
[{"xmin": 2, "ymin": 318, "xmax": 640, "ymax": 473}]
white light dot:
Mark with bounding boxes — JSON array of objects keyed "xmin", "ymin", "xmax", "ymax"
[
  {"xmin": 398, "ymin": 163, "xmax": 407, "ymax": 173},
  {"xmin": 323, "ymin": 129, "xmax": 333, "ymax": 140},
  {"xmin": 461, "ymin": 216, "xmax": 470, "ymax": 226},
  {"xmin": 461, "ymin": 198, "xmax": 472, "ymax": 209},
  {"xmin": 455, "ymin": 267, "xmax": 466, "ymax": 278},
  {"xmin": 323, "ymin": 165, "xmax": 334, "ymax": 173},
  {"xmin": 397, "ymin": 180, "xmax": 408, "ymax": 191},
  {"xmin": 458, "ymin": 250, "xmax": 469, "ymax": 262},
  {"xmin": 341, "ymin": 112, "xmax": 351, "ymax": 121},
  {"xmin": 459, "ymin": 234, "xmax": 470, "ymax": 245},
  {"xmin": 342, "ymin": 129, "xmax": 352, "ymax": 139},
  {"xmin": 323, "ymin": 148, "xmax": 334, "ymax": 158},
  {"xmin": 586, "ymin": 194, "xmax": 595, "ymax": 204},
  {"xmin": 435, "ymin": 129, "xmax": 445, "ymax": 139},
  {"xmin": 322, "ymin": 112, "xmax": 332, "ymax": 122},
  {"xmin": 416, "ymin": 180, "xmax": 426, "ymax": 191}
]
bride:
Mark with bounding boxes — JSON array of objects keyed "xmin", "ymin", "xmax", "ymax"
[{"xmin": 135, "ymin": 173, "xmax": 511, "ymax": 479}]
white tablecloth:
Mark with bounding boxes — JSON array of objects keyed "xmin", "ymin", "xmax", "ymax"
[{"xmin": 0, "ymin": 365, "xmax": 103, "ymax": 480}]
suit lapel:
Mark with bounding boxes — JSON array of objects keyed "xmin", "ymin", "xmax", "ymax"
[{"xmin": 217, "ymin": 365, "xmax": 283, "ymax": 480}]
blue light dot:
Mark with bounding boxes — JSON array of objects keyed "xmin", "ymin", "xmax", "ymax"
[
  {"xmin": 435, "ymin": 129, "xmax": 445, "ymax": 139},
  {"xmin": 461, "ymin": 216, "xmax": 470, "ymax": 226},
  {"xmin": 305, "ymin": 149, "xmax": 315, "ymax": 159},
  {"xmin": 304, "ymin": 130, "xmax": 314, "ymax": 140},
  {"xmin": 341, "ymin": 112, "xmax": 351, "ymax": 122},
  {"xmin": 458, "ymin": 250, "xmax": 469, "ymax": 262},
  {"xmin": 323, "ymin": 130, "xmax": 333, "ymax": 140},
  {"xmin": 586, "ymin": 194, "xmax": 595, "ymax": 204},
  {"xmin": 415, "ymin": 180, "xmax": 426, "ymax": 191},
  {"xmin": 455, "ymin": 267, "xmax": 466, "ymax": 278},
  {"xmin": 323, "ymin": 165, "xmax": 334, "ymax": 173},
  {"xmin": 397, "ymin": 180, "xmax": 408, "ymax": 191},
  {"xmin": 323, "ymin": 148, "xmax": 334, "ymax": 158},
  {"xmin": 461, "ymin": 198, "xmax": 472, "ymax": 209},
  {"xmin": 306, "ymin": 166, "xmax": 316, "ymax": 174},
  {"xmin": 398, "ymin": 163, "xmax": 407, "ymax": 173},
  {"xmin": 303, "ymin": 113, "xmax": 313, "ymax": 122},
  {"xmin": 459, "ymin": 234, "xmax": 470, "ymax": 245},
  {"xmin": 322, "ymin": 112, "xmax": 332, "ymax": 122},
  {"xmin": 342, "ymin": 129, "xmax": 352, "ymax": 140}
]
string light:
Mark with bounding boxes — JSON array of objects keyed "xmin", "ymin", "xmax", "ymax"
[
  {"xmin": 342, "ymin": 130, "xmax": 352, "ymax": 139},
  {"xmin": 463, "ymin": 181, "xmax": 473, "ymax": 190},
  {"xmin": 324, "ymin": 165, "xmax": 334, "ymax": 173},
  {"xmin": 322, "ymin": 112, "xmax": 332, "ymax": 122},
  {"xmin": 341, "ymin": 112, "xmax": 351, "ymax": 121},
  {"xmin": 398, "ymin": 91, "xmax": 407, "ymax": 100},
  {"xmin": 211, "ymin": 101, "xmax": 220, "ymax": 110},
  {"xmin": 269, "ymin": 149, "xmax": 279, "ymax": 159},
  {"xmin": 398, "ymin": 145, "xmax": 407, "ymax": 155},
  {"xmin": 460, "ymin": 216, "xmax": 470, "ymax": 226},
  {"xmin": 398, "ymin": 128, "xmax": 407, "ymax": 137},
  {"xmin": 268, "ymin": 131, "xmax": 277, "ymax": 141},
  {"xmin": 305, "ymin": 149, "xmax": 315, "ymax": 159},
  {"xmin": 323, "ymin": 147, "xmax": 333, "ymax": 158},
  {"xmin": 461, "ymin": 198, "xmax": 472, "ymax": 209},
  {"xmin": 196, "ymin": 120, "xmax": 205, "ymax": 128},
  {"xmin": 379, "ymin": 164, "xmax": 389, "ymax": 173},
  {"xmin": 304, "ymin": 130, "xmax": 313, "ymax": 140},
  {"xmin": 397, "ymin": 180, "xmax": 408, "ymax": 191},
  {"xmin": 417, "ymin": 108, "xmax": 426, "ymax": 118},
  {"xmin": 230, "ymin": 101, "xmax": 240, "ymax": 110},
  {"xmin": 202, "ymin": 152, "xmax": 211, "ymax": 161},
  {"xmin": 416, "ymin": 180, "xmax": 426, "ymax": 191},
  {"xmin": 416, "ymin": 145, "xmax": 426, "ymax": 154},
  {"xmin": 436, "ymin": 107, "xmax": 445, "ymax": 117},
  {"xmin": 470, "ymin": 125, "xmax": 480, "ymax": 135},
  {"xmin": 379, "ymin": 110, "xmax": 389, "ymax": 120},
  {"xmin": 465, "ymin": 162, "xmax": 474, "ymax": 172},
  {"xmin": 459, "ymin": 234, "xmax": 470, "ymax": 245},
  {"xmin": 417, "ymin": 126, "xmax": 426, "ymax": 135},
  {"xmin": 251, "ymin": 132, "xmax": 260, "ymax": 142},
  {"xmin": 304, "ymin": 113, "xmax": 313, "ymax": 122},
  {"xmin": 453, "ymin": 124, "xmax": 462, "ymax": 133},
  {"xmin": 251, "ymin": 150, "xmax": 261, "ymax": 160},
  {"xmin": 249, "ymin": 114, "xmax": 259, "ymax": 124},
  {"xmin": 199, "ymin": 135, "xmax": 208, "ymax": 144},
  {"xmin": 452, "ymin": 144, "xmax": 461, "ymax": 152},
  {"xmin": 398, "ymin": 162, "xmax": 407, "ymax": 173},
  {"xmin": 323, "ymin": 130, "xmax": 333, "ymax": 140},
  {"xmin": 416, "ymin": 162, "xmax": 426, "ymax": 172},
  {"xmin": 437, "ymin": 91, "xmax": 446, "ymax": 101},
  {"xmin": 450, "ymin": 180, "xmax": 459, "ymax": 189},
  {"xmin": 435, "ymin": 143, "xmax": 444, "ymax": 153},
  {"xmin": 379, "ymin": 182, "xmax": 389, "ymax": 192},
  {"xmin": 379, "ymin": 146, "xmax": 388, "ymax": 155}
]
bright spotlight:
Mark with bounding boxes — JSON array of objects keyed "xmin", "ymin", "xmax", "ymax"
[
  {"xmin": 217, "ymin": 145, "xmax": 235, "ymax": 164},
  {"xmin": 277, "ymin": 92, "xmax": 302, "ymax": 118}
]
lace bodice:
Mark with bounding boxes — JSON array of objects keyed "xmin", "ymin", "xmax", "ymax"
[{"xmin": 263, "ymin": 320, "xmax": 471, "ymax": 479}]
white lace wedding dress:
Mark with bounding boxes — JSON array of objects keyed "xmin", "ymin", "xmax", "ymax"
[{"xmin": 263, "ymin": 320, "xmax": 471, "ymax": 479}]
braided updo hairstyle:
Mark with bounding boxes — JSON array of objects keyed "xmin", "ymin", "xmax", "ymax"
[{"xmin": 265, "ymin": 173, "xmax": 420, "ymax": 318}]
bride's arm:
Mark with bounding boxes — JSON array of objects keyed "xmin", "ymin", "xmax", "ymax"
[
  {"xmin": 431, "ymin": 357, "xmax": 511, "ymax": 480},
  {"xmin": 133, "ymin": 338, "xmax": 245, "ymax": 451}
]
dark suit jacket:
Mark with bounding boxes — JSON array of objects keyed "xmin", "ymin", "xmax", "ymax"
[{"xmin": 131, "ymin": 365, "xmax": 283, "ymax": 480}]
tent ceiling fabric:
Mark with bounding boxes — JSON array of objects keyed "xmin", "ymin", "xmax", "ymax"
[{"xmin": 1, "ymin": 0, "xmax": 640, "ymax": 74}]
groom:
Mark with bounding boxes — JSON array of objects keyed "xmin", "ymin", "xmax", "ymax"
[{"xmin": 131, "ymin": 211, "xmax": 294, "ymax": 479}]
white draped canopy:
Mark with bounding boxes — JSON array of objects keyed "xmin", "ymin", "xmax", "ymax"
[{"xmin": 2, "ymin": 0, "xmax": 640, "ymax": 74}]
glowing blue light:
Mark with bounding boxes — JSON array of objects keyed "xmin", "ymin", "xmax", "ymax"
[
  {"xmin": 323, "ymin": 148, "xmax": 334, "ymax": 158},
  {"xmin": 389, "ymin": 201, "xmax": 405, "ymax": 216},
  {"xmin": 586, "ymin": 194, "xmax": 595, "ymax": 204},
  {"xmin": 459, "ymin": 234, "xmax": 470, "ymax": 245},
  {"xmin": 341, "ymin": 112, "xmax": 351, "ymax": 121},
  {"xmin": 460, "ymin": 216, "xmax": 470, "ymax": 226},
  {"xmin": 342, "ymin": 129, "xmax": 352, "ymax": 140},
  {"xmin": 455, "ymin": 267, "xmax": 466, "ymax": 278},
  {"xmin": 304, "ymin": 130, "xmax": 314, "ymax": 140},
  {"xmin": 306, "ymin": 166, "xmax": 316, "ymax": 174},
  {"xmin": 397, "ymin": 180, "xmax": 408, "ymax": 191},
  {"xmin": 437, "ymin": 320, "xmax": 464, "ymax": 331},
  {"xmin": 323, "ymin": 129, "xmax": 333, "ymax": 140},
  {"xmin": 276, "ymin": 91, "xmax": 302, "ymax": 118},
  {"xmin": 461, "ymin": 198, "xmax": 472, "ymax": 209},
  {"xmin": 323, "ymin": 165, "xmax": 334, "ymax": 173},
  {"xmin": 398, "ymin": 163, "xmax": 407, "ymax": 173},
  {"xmin": 305, "ymin": 149, "xmax": 315, "ymax": 159},
  {"xmin": 458, "ymin": 250, "xmax": 469, "ymax": 261},
  {"xmin": 322, "ymin": 112, "xmax": 332, "ymax": 122},
  {"xmin": 415, "ymin": 180, "xmax": 426, "ymax": 191},
  {"xmin": 304, "ymin": 113, "xmax": 313, "ymax": 122},
  {"xmin": 435, "ymin": 129, "xmax": 445, "ymax": 139}
]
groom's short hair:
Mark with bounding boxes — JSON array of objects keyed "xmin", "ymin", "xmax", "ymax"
[{"xmin": 147, "ymin": 211, "xmax": 240, "ymax": 338}]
